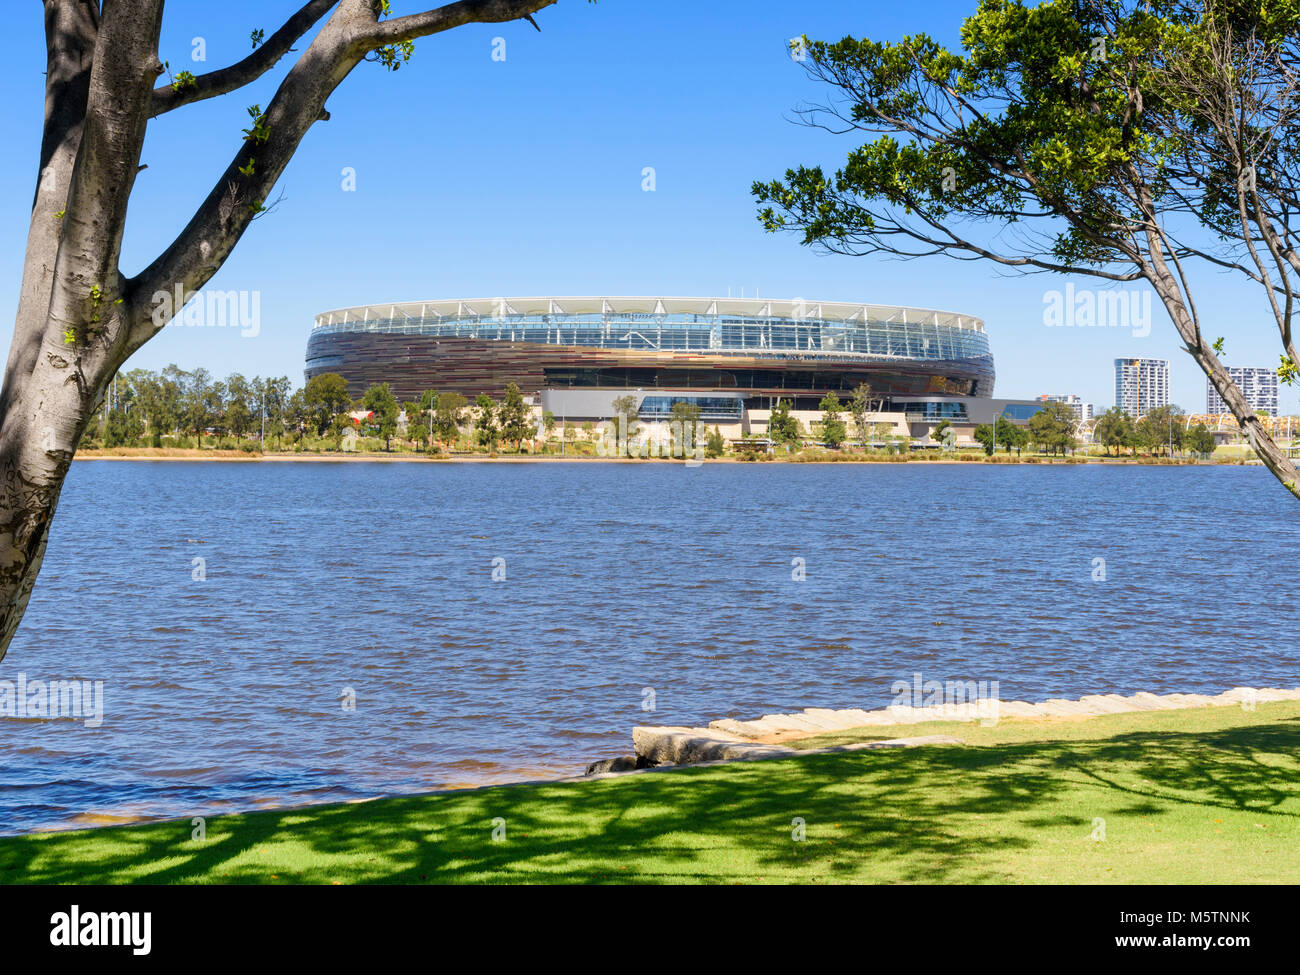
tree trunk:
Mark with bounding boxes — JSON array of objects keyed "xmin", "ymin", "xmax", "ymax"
[
  {"xmin": 0, "ymin": 357, "xmax": 92, "ymax": 661},
  {"xmin": 0, "ymin": 0, "xmax": 560, "ymax": 661},
  {"xmin": 1144, "ymin": 234, "xmax": 1300, "ymax": 498},
  {"xmin": 1197, "ymin": 346, "xmax": 1300, "ymax": 494}
]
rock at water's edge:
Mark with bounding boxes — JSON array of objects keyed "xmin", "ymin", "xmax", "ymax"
[{"xmin": 585, "ymin": 755, "xmax": 639, "ymax": 775}]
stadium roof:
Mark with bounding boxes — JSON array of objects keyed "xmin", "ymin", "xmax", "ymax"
[{"xmin": 314, "ymin": 297, "xmax": 985, "ymax": 332}]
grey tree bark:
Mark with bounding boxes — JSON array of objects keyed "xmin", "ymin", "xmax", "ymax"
[{"xmin": 0, "ymin": 0, "xmax": 559, "ymax": 661}]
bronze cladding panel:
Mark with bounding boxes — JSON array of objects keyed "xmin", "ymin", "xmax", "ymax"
[{"xmin": 305, "ymin": 332, "xmax": 988, "ymax": 401}]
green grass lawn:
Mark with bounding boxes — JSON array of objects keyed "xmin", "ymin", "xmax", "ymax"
[{"xmin": 3, "ymin": 701, "xmax": 1298, "ymax": 884}]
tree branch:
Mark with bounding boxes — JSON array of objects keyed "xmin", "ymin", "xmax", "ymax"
[
  {"xmin": 126, "ymin": 0, "xmax": 563, "ymax": 350},
  {"xmin": 364, "ymin": 0, "xmax": 557, "ymax": 47},
  {"xmin": 150, "ymin": 0, "xmax": 339, "ymax": 117}
]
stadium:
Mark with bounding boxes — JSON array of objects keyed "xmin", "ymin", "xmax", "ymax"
[{"xmin": 304, "ymin": 296, "xmax": 1037, "ymax": 439}]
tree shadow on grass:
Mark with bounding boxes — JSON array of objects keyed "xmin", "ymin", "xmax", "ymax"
[{"xmin": 3, "ymin": 720, "xmax": 1299, "ymax": 884}]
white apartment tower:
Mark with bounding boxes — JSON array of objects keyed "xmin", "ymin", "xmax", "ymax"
[
  {"xmin": 1206, "ymin": 366, "xmax": 1279, "ymax": 416},
  {"xmin": 1114, "ymin": 358, "xmax": 1170, "ymax": 416}
]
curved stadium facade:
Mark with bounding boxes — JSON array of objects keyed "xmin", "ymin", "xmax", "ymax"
[{"xmin": 305, "ymin": 297, "xmax": 998, "ymax": 421}]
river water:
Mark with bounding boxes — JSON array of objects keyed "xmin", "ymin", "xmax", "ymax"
[{"xmin": 2, "ymin": 459, "xmax": 1296, "ymax": 834}]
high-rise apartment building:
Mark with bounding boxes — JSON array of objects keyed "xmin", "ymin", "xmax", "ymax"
[
  {"xmin": 1114, "ymin": 358, "xmax": 1170, "ymax": 416},
  {"xmin": 1205, "ymin": 366, "xmax": 1279, "ymax": 416}
]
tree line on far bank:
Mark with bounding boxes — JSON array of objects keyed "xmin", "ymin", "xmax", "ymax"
[
  {"xmin": 764, "ymin": 384, "xmax": 894, "ymax": 450},
  {"xmin": 962, "ymin": 403, "xmax": 1216, "ymax": 458},
  {"xmin": 79, "ymin": 367, "xmax": 537, "ymax": 453},
  {"xmin": 765, "ymin": 386, "xmax": 1083, "ymax": 457},
  {"xmin": 83, "ymin": 368, "xmax": 1221, "ymax": 459},
  {"xmin": 770, "ymin": 389, "xmax": 1219, "ymax": 459},
  {"xmin": 84, "ymin": 366, "xmax": 294, "ymax": 450},
  {"xmin": 81, "ymin": 369, "xmax": 651, "ymax": 455},
  {"xmin": 1092, "ymin": 406, "xmax": 1217, "ymax": 457}
]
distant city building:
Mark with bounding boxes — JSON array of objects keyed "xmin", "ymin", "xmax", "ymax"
[
  {"xmin": 1114, "ymin": 358, "xmax": 1170, "ymax": 416},
  {"xmin": 1038, "ymin": 393, "xmax": 1093, "ymax": 424},
  {"xmin": 1206, "ymin": 366, "xmax": 1278, "ymax": 416}
]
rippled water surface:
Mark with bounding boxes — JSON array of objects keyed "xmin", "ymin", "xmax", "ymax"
[{"xmin": 2, "ymin": 460, "xmax": 1297, "ymax": 834}]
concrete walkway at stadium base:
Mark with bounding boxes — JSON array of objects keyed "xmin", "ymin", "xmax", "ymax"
[{"xmin": 625, "ymin": 686, "xmax": 1300, "ymax": 770}]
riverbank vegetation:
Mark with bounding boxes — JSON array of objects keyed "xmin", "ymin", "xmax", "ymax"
[
  {"xmin": 80, "ymin": 367, "xmax": 608, "ymax": 457},
  {"xmin": 1, "ymin": 700, "xmax": 1295, "ymax": 884},
  {"xmin": 78, "ymin": 367, "xmax": 1269, "ymax": 464}
]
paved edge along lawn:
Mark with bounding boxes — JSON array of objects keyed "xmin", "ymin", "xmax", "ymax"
[{"xmin": 1, "ymin": 700, "xmax": 1298, "ymax": 884}]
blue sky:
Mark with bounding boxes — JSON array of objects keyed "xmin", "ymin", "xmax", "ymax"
[{"xmin": 0, "ymin": 0, "xmax": 1292, "ymax": 412}]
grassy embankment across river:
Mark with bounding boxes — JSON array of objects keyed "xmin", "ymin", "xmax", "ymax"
[{"xmin": 1, "ymin": 700, "xmax": 1296, "ymax": 884}]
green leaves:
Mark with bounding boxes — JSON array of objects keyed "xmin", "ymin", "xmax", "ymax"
[
  {"xmin": 361, "ymin": 382, "xmax": 400, "ymax": 449},
  {"xmin": 242, "ymin": 105, "xmax": 270, "ymax": 145},
  {"xmin": 372, "ymin": 39, "xmax": 416, "ymax": 71},
  {"xmin": 752, "ymin": 0, "xmax": 1170, "ymax": 269},
  {"xmin": 369, "ymin": 0, "xmax": 416, "ymax": 71},
  {"xmin": 818, "ymin": 392, "xmax": 847, "ymax": 448},
  {"xmin": 753, "ymin": 164, "xmax": 866, "ymax": 246},
  {"xmin": 1279, "ymin": 353, "xmax": 1298, "ymax": 386}
]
